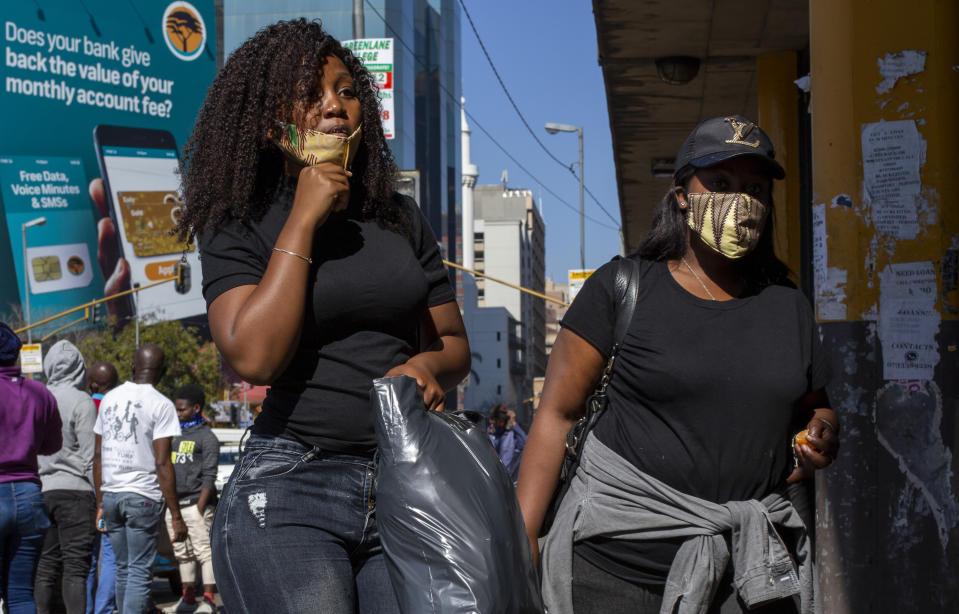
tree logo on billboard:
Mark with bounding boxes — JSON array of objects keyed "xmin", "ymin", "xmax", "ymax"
[{"xmin": 162, "ymin": 1, "xmax": 207, "ymax": 62}]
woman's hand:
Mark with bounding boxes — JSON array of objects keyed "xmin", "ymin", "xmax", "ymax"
[
  {"xmin": 380, "ymin": 301, "xmax": 470, "ymax": 413},
  {"xmin": 385, "ymin": 362, "xmax": 446, "ymax": 411},
  {"xmin": 290, "ymin": 162, "xmax": 352, "ymax": 230},
  {"xmin": 787, "ymin": 409, "xmax": 840, "ymax": 483}
]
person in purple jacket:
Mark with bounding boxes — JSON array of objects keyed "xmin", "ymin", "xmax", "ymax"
[
  {"xmin": 0, "ymin": 322, "xmax": 63, "ymax": 613},
  {"xmin": 488, "ymin": 404, "xmax": 527, "ymax": 483}
]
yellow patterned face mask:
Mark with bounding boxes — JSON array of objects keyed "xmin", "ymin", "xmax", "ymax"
[
  {"xmin": 274, "ymin": 122, "xmax": 362, "ymax": 169},
  {"xmin": 685, "ymin": 192, "xmax": 768, "ymax": 260}
]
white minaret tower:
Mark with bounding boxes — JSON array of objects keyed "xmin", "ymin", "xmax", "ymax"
[{"xmin": 461, "ymin": 97, "xmax": 478, "ymax": 271}]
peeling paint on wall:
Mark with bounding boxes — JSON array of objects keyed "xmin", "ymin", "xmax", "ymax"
[
  {"xmin": 875, "ymin": 380, "xmax": 957, "ymax": 549},
  {"xmin": 917, "ymin": 186, "xmax": 939, "ymax": 227},
  {"xmin": 875, "ymin": 50, "xmax": 927, "ymax": 94},
  {"xmin": 830, "ymin": 194, "xmax": 853, "ymax": 208},
  {"xmin": 943, "ymin": 236, "xmax": 959, "ymax": 314},
  {"xmin": 812, "ymin": 203, "xmax": 848, "ymax": 320},
  {"xmin": 864, "ymin": 235, "xmax": 879, "ymax": 289}
]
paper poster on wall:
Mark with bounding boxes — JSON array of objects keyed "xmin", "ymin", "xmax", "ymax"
[
  {"xmin": 861, "ymin": 120, "xmax": 924, "ymax": 240},
  {"xmin": 878, "ymin": 261, "xmax": 940, "ymax": 380},
  {"xmin": 343, "ymin": 38, "xmax": 395, "ymax": 139}
]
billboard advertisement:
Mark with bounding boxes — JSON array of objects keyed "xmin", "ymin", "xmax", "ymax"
[{"xmin": 1, "ymin": 0, "xmax": 216, "ymax": 330}]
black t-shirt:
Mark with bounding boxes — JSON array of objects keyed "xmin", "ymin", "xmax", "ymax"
[
  {"xmin": 562, "ymin": 256, "xmax": 828, "ymax": 585},
  {"xmin": 199, "ymin": 183, "xmax": 455, "ymax": 455}
]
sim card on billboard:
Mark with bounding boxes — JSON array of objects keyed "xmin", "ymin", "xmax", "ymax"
[{"xmin": 0, "ymin": 156, "xmax": 104, "ymax": 327}]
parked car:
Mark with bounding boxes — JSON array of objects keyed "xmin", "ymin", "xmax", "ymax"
[
  {"xmin": 216, "ymin": 445, "xmax": 241, "ymax": 494},
  {"xmin": 212, "ymin": 428, "xmax": 246, "ymax": 495}
]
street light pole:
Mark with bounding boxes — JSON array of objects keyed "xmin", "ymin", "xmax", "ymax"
[
  {"xmin": 577, "ymin": 126, "xmax": 584, "ymax": 273},
  {"xmin": 353, "ymin": 0, "xmax": 364, "ymax": 38},
  {"xmin": 544, "ymin": 122, "xmax": 585, "ymax": 272},
  {"xmin": 21, "ymin": 217, "xmax": 47, "ymax": 344}
]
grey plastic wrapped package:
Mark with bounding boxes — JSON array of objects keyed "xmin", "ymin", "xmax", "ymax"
[{"xmin": 371, "ymin": 376, "xmax": 544, "ymax": 614}]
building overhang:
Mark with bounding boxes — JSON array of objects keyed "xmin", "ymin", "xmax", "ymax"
[{"xmin": 592, "ymin": 0, "xmax": 809, "ymax": 252}]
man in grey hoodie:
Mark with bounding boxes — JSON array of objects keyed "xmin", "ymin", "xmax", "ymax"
[{"xmin": 35, "ymin": 340, "xmax": 98, "ymax": 614}]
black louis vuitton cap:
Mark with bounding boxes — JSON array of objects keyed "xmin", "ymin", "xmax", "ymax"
[{"xmin": 675, "ymin": 115, "xmax": 785, "ymax": 180}]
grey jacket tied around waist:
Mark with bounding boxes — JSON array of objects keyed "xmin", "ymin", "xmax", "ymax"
[{"xmin": 541, "ymin": 433, "xmax": 818, "ymax": 614}]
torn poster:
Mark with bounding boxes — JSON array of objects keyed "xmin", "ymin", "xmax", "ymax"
[
  {"xmin": 875, "ymin": 50, "xmax": 926, "ymax": 95},
  {"xmin": 812, "ymin": 203, "xmax": 847, "ymax": 320},
  {"xmin": 879, "ymin": 261, "xmax": 940, "ymax": 380},
  {"xmin": 862, "ymin": 120, "xmax": 924, "ymax": 239}
]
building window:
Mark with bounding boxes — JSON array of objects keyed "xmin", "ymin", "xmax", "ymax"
[
  {"xmin": 497, "ymin": 385, "xmax": 501, "ymax": 395},
  {"xmin": 496, "ymin": 358, "xmax": 501, "ymax": 368},
  {"xmin": 496, "ymin": 331, "xmax": 501, "ymax": 341}
]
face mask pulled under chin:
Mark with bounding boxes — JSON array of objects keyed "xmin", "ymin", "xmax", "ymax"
[
  {"xmin": 274, "ymin": 122, "xmax": 362, "ymax": 169},
  {"xmin": 685, "ymin": 192, "xmax": 768, "ymax": 260}
]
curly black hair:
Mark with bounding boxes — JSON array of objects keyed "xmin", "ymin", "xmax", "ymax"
[
  {"xmin": 174, "ymin": 383, "xmax": 205, "ymax": 408},
  {"xmin": 175, "ymin": 19, "xmax": 405, "ymax": 242}
]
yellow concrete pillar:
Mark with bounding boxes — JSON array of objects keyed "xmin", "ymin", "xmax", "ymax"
[
  {"xmin": 756, "ymin": 52, "xmax": 803, "ymax": 278},
  {"xmin": 809, "ymin": 0, "xmax": 959, "ymax": 611},
  {"xmin": 811, "ymin": 0, "xmax": 959, "ymax": 321}
]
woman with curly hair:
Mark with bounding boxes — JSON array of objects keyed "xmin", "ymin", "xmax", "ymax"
[{"xmin": 176, "ymin": 19, "xmax": 470, "ymax": 613}]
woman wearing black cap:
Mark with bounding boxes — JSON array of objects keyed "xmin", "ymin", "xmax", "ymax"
[{"xmin": 517, "ymin": 116, "xmax": 839, "ymax": 614}]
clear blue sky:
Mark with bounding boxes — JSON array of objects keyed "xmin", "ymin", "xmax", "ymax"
[{"xmin": 459, "ymin": 0, "xmax": 623, "ymax": 283}]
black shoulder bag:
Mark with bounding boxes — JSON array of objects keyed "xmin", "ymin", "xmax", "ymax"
[{"xmin": 539, "ymin": 257, "xmax": 640, "ymax": 536}]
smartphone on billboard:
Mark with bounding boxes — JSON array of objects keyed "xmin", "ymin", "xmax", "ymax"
[{"xmin": 93, "ymin": 125, "xmax": 204, "ymax": 321}]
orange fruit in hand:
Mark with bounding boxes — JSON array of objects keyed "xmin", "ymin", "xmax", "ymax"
[{"xmin": 795, "ymin": 430, "xmax": 809, "ymax": 447}]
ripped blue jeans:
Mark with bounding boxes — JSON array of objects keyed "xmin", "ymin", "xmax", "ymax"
[{"xmin": 210, "ymin": 434, "xmax": 399, "ymax": 614}]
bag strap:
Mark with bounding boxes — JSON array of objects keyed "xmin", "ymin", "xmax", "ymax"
[
  {"xmin": 595, "ymin": 257, "xmax": 640, "ymax": 394},
  {"xmin": 562, "ymin": 257, "xmax": 642, "ymax": 459}
]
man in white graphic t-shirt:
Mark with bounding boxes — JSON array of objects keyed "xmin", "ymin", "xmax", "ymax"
[{"xmin": 93, "ymin": 344, "xmax": 186, "ymax": 614}]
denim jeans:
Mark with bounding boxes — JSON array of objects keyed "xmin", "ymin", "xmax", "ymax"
[
  {"xmin": 211, "ymin": 434, "xmax": 400, "ymax": 614},
  {"xmin": 35, "ymin": 489, "xmax": 97, "ymax": 614},
  {"xmin": 100, "ymin": 492, "xmax": 164, "ymax": 614},
  {"xmin": 85, "ymin": 532, "xmax": 117, "ymax": 614},
  {"xmin": 0, "ymin": 480, "xmax": 50, "ymax": 614}
]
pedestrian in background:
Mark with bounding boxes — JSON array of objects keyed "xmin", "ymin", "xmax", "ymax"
[
  {"xmin": 163, "ymin": 384, "xmax": 219, "ymax": 614},
  {"xmin": 87, "ymin": 362, "xmax": 118, "ymax": 412},
  {"xmin": 0, "ymin": 322, "xmax": 63, "ymax": 614},
  {"xmin": 518, "ymin": 116, "xmax": 840, "ymax": 613},
  {"xmin": 487, "ymin": 404, "xmax": 526, "ymax": 482},
  {"xmin": 35, "ymin": 341, "xmax": 98, "ymax": 614},
  {"xmin": 85, "ymin": 361, "xmax": 119, "ymax": 614},
  {"xmin": 94, "ymin": 344, "xmax": 186, "ymax": 614},
  {"xmin": 175, "ymin": 19, "xmax": 471, "ymax": 614}
]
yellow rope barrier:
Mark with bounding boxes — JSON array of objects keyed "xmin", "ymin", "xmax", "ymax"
[
  {"xmin": 443, "ymin": 260, "xmax": 569, "ymax": 307},
  {"xmin": 15, "ymin": 258, "xmax": 567, "ymax": 340},
  {"xmin": 14, "ymin": 276, "xmax": 177, "ymax": 335}
]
